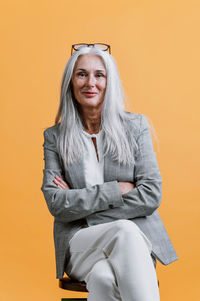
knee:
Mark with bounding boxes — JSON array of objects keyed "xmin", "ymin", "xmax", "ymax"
[
  {"xmin": 108, "ymin": 219, "xmax": 149, "ymax": 250},
  {"xmin": 111, "ymin": 220, "xmax": 152, "ymax": 255},
  {"xmin": 113, "ymin": 219, "xmax": 141, "ymax": 235}
]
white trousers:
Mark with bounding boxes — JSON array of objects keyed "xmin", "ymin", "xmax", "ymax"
[{"xmin": 65, "ymin": 219, "xmax": 160, "ymax": 301}]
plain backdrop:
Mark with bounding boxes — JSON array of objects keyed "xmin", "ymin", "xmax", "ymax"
[{"xmin": 1, "ymin": 0, "xmax": 200, "ymax": 300}]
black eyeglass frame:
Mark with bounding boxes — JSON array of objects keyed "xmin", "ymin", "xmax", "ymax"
[{"xmin": 71, "ymin": 43, "xmax": 111, "ymax": 55}]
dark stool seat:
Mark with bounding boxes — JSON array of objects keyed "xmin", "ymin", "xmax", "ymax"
[
  {"xmin": 59, "ymin": 277, "xmax": 88, "ymax": 301},
  {"xmin": 59, "ymin": 277, "xmax": 88, "ymax": 292},
  {"xmin": 59, "ymin": 271, "xmax": 159, "ymax": 300}
]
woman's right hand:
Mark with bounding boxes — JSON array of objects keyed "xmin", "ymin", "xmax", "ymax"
[
  {"xmin": 118, "ymin": 182, "xmax": 135, "ymax": 195},
  {"xmin": 53, "ymin": 175, "xmax": 70, "ymax": 190}
]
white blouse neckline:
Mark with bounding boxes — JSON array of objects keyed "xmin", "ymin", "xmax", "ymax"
[
  {"xmin": 82, "ymin": 129, "xmax": 103, "ymax": 139},
  {"xmin": 81, "ymin": 128, "xmax": 104, "ymax": 187}
]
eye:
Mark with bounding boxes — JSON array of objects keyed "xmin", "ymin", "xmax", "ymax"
[
  {"xmin": 77, "ymin": 72, "xmax": 87, "ymax": 77},
  {"xmin": 96, "ymin": 73, "xmax": 105, "ymax": 78}
]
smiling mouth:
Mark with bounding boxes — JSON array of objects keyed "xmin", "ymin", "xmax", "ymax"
[{"xmin": 83, "ymin": 92, "xmax": 98, "ymax": 97}]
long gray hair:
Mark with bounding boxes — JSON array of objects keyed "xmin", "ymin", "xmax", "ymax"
[{"xmin": 55, "ymin": 45, "xmax": 138, "ymax": 166}]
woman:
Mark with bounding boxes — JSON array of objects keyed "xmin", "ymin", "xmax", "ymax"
[{"xmin": 41, "ymin": 43, "xmax": 178, "ymax": 301}]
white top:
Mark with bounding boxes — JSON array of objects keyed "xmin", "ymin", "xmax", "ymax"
[{"xmin": 81, "ymin": 129, "xmax": 104, "ymax": 187}]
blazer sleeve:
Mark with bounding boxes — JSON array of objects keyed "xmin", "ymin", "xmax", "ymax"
[
  {"xmin": 86, "ymin": 114, "xmax": 162, "ymax": 224},
  {"xmin": 41, "ymin": 129, "xmax": 123, "ymax": 223}
]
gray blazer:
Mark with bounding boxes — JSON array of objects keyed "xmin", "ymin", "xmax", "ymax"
[{"xmin": 41, "ymin": 113, "xmax": 178, "ymax": 279}]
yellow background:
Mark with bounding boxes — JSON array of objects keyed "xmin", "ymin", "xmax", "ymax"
[{"xmin": 1, "ymin": 0, "xmax": 199, "ymax": 300}]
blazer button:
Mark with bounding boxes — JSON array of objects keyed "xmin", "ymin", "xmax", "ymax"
[{"xmin": 109, "ymin": 204, "xmax": 114, "ymax": 209}]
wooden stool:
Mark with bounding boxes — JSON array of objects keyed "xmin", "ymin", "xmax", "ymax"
[
  {"xmin": 59, "ymin": 277, "xmax": 88, "ymax": 301},
  {"xmin": 59, "ymin": 263, "xmax": 159, "ymax": 301}
]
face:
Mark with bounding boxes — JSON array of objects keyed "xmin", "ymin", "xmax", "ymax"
[{"xmin": 71, "ymin": 54, "xmax": 107, "ymax": 110}]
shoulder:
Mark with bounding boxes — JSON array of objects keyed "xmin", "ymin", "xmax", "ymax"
[
  {"xmin": 43, "ymin": 124, "xmax": 60, "ymax": 139},
  {"xmin": 43, "ymin": 124, "xmax": 59, "ymax": 136},
  {"xmin": 42, "ymin": 124, "xmax": 60, "ymax": 149},
  {"xmin": 124, "ymin": 112, "xmax": 150, "ymax": 135}
]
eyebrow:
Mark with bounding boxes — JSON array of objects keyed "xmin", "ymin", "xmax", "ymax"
[{"xmin": 76, "ymin": 68, "xmax": 106, "ymax": 73}]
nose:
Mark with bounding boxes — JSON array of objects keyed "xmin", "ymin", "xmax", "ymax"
[{"xmin": 86, "ymin": 75, "xmax": 96, "ymax": 87}]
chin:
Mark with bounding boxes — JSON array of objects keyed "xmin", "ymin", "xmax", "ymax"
[
  {"xmin": 80, "ymin": 98, "xmax": 103, "ymax": 108},
  {"xmin": 86, "ymin": 102, "xmax": 101, "ymax": 108}
]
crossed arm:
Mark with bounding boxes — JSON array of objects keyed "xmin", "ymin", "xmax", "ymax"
[
  {"xmin": 53, "ymin": 175, "xmax": 134, "ymax": 195},
  {"xmin": 41, "ymin": 114, "xmax": 162, "ymax": 223}
]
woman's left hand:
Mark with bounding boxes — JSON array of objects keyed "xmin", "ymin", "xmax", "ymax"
[
  {"xmin": 118, "ymin": 182, "xmax": 135, "ymax": 195},
  {"xmin": 53, "ymin": 175, "xmax": 70, "ymax": 190}
]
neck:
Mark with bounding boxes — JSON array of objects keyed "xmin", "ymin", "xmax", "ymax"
[{"xmin": 79, "ymin": 105, "xmax": 102, "ymax": 134}]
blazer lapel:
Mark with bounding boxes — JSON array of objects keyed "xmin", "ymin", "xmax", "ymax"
[
  {"xmin": 104, "ymin": 153, "xmax": 119, "ymax": 182},
  {"xmin": 65, "ymin": 160, "xmax": 86, "ymax": 189},
  {"xmin": 104, "ymin": 153, "xmax": 134, "ymax": 183}
]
